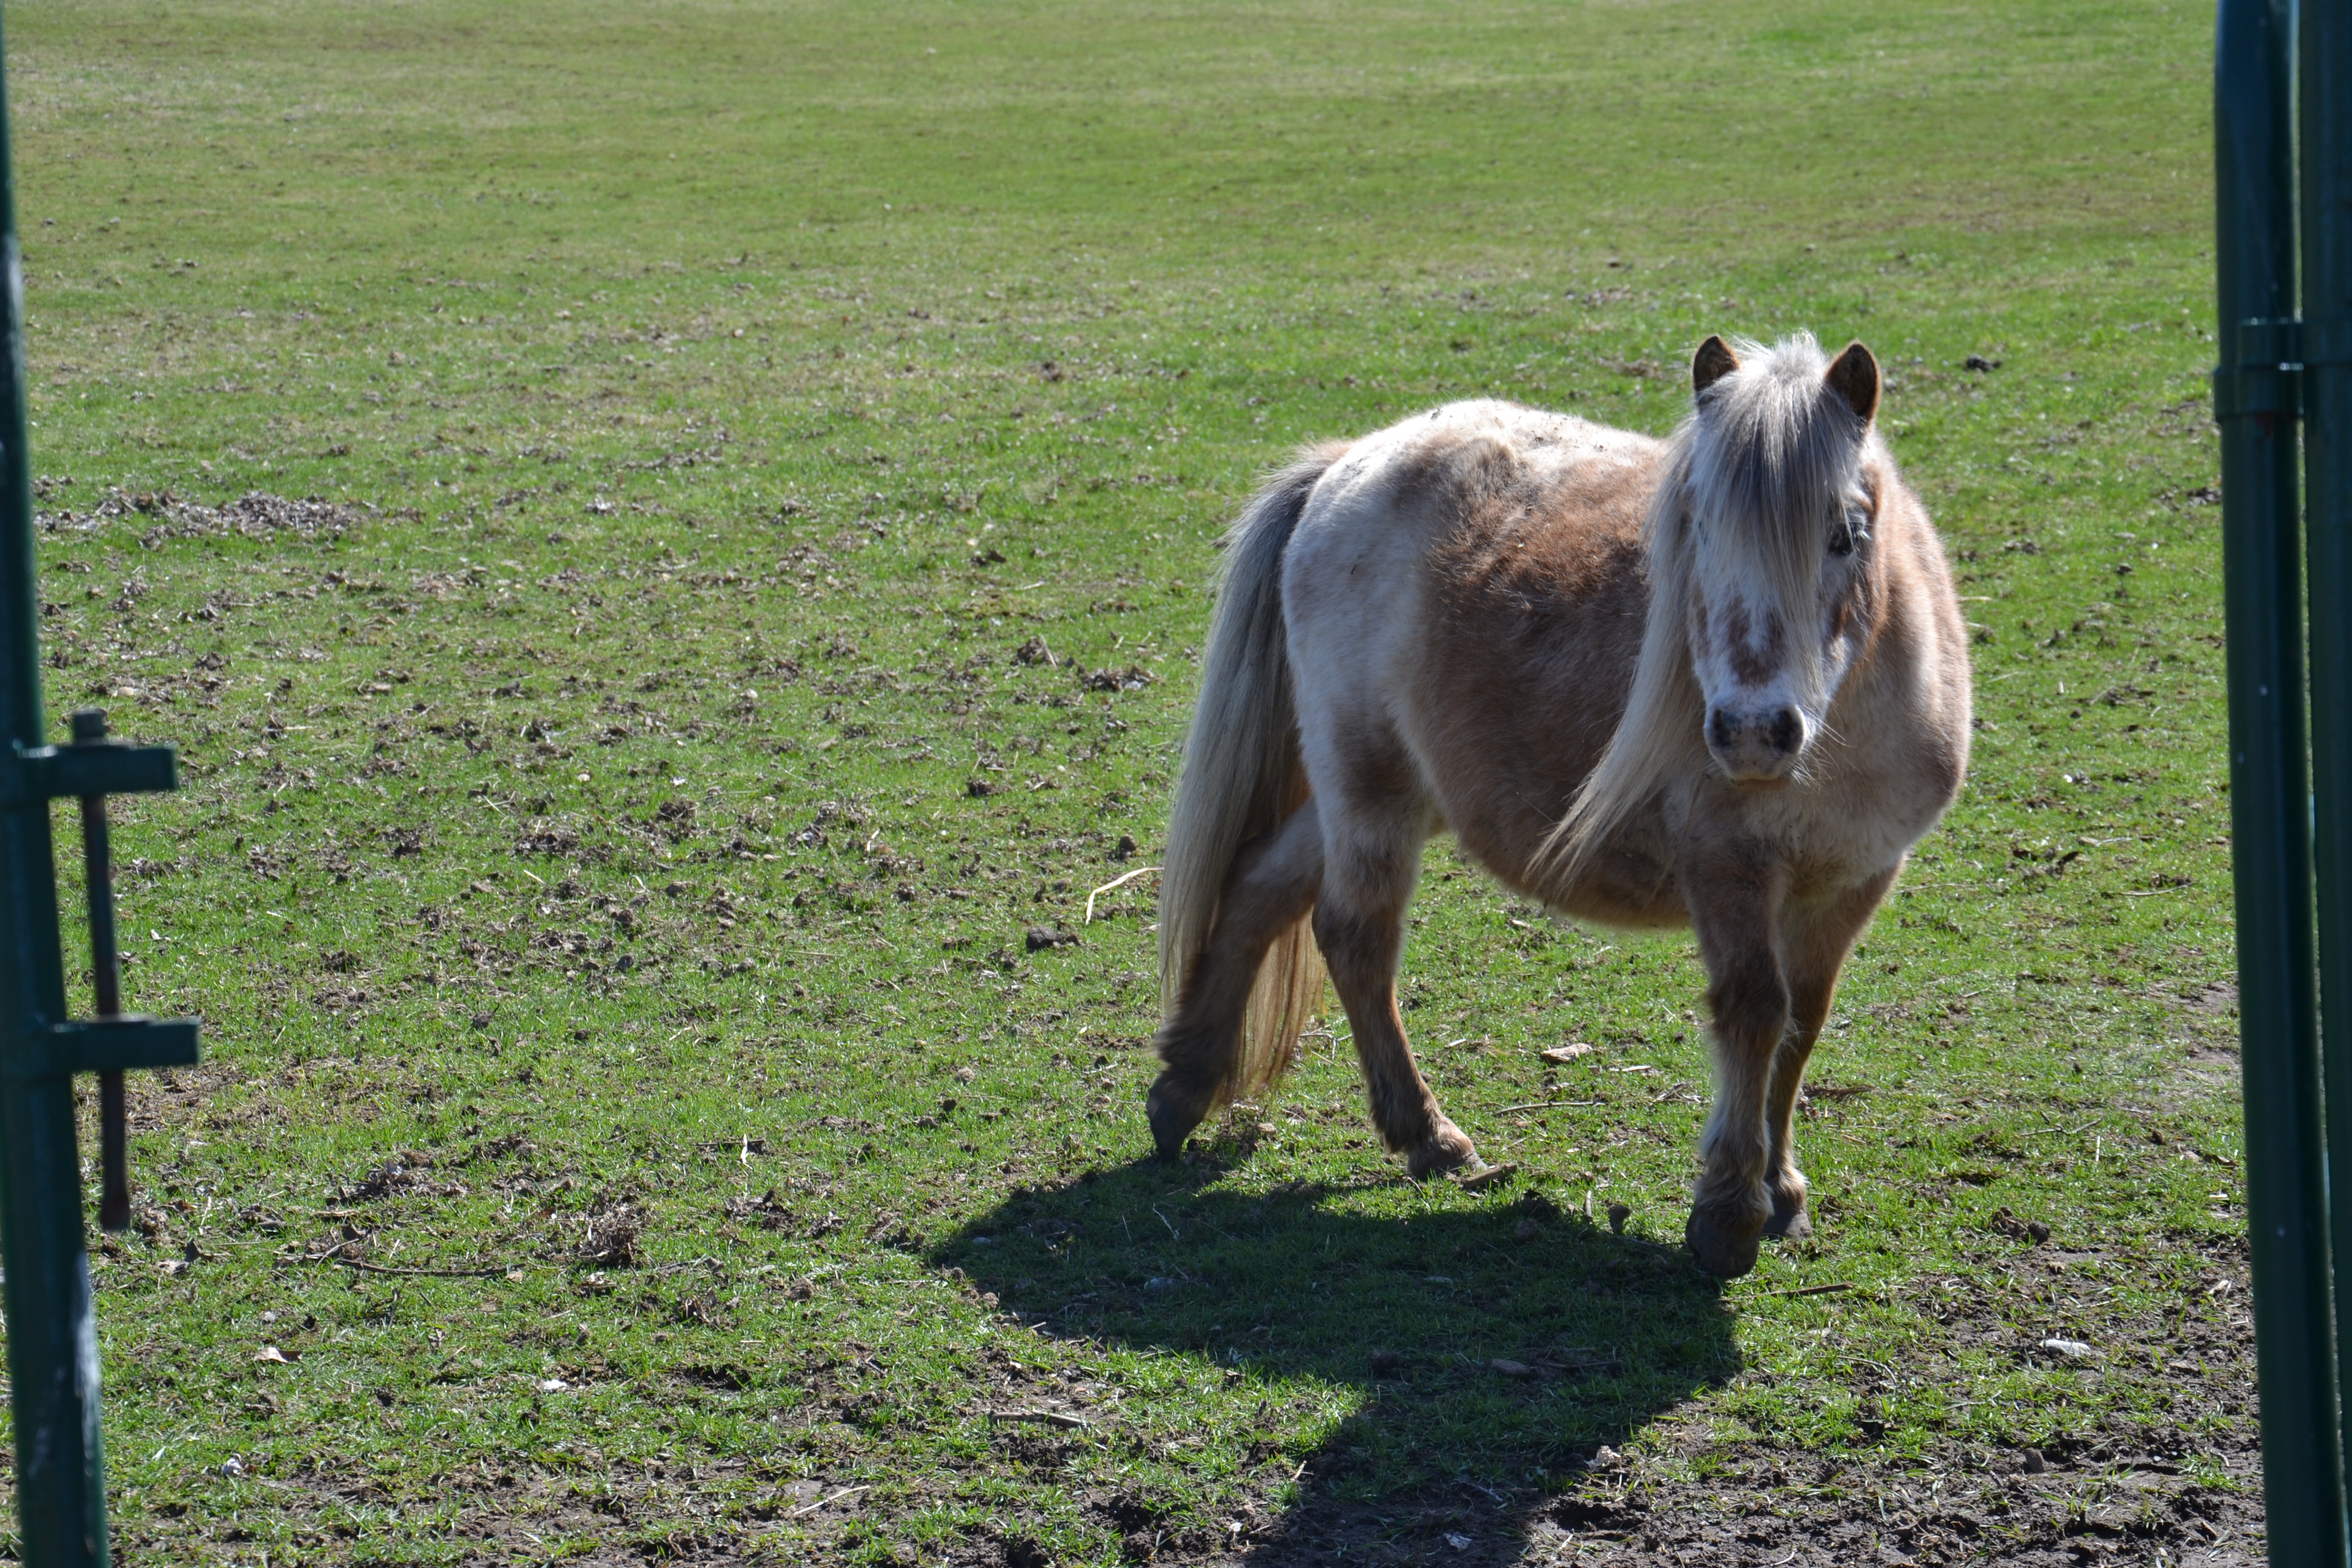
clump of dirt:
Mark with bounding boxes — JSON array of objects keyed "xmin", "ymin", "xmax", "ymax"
[
  {"xmin": 514, "ymin": 822, "xmax": 584, "ymax": 856},
  {"xmin": 347, "ymin": 1150, "xmax": 454, "ymax": 1201},
  {"xmin": 574, "ymin": 1197, "xmax": 646, "ymax": 1266},
  {"xmin": 723, "ymin": 1188, "xmax": 796, "ymax": 1231}
]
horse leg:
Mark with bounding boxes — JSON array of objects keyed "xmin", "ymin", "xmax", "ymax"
[
  {"xmin": 1759, "ymin": 868, "xmax": 1899, "ymax": 1241},
  {"xmin": 1146, "ymin": 801, "xmax": 1325, "ymax": 1158},
  {"xmin": 1681, "ymin": 855, "xmax": 1789, "ymax": 1279},
  {"xmin": 1312, "ymin": 809, "xmax": 1475, "ymax": 1179}
]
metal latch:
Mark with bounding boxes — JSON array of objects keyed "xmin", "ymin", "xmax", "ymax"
[{"xmin": 54, "ymin": 709, "xmax": 199, "ymax": 1230}]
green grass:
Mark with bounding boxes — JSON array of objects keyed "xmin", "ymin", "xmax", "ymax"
[{"xmin": 0, "ymin": 0, "xmax": 2253, "ymax": 1561}]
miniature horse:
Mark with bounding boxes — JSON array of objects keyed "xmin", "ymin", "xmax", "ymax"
[{"xmin": 1145, "ymin": 334, "xmax": 1971, "ymax": 1278}]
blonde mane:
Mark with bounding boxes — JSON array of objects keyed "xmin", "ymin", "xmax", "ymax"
[{"xmin": 1539, "ymin": 334, "xmax": 1871, "ymax": 881}]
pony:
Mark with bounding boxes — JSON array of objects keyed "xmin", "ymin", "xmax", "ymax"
[{"xmin": 1144, "ymin": 333, "xmax": 1971, "ymax": 1279}]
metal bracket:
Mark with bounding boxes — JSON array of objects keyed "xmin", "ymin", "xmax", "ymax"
[
  {"xmin": 0, "ymin": 739, "xmax": 176, "ymax": 807},
  {"xmin": 2215, "ymin": 317, "xmax": 2306, "ymax": 420},
  {"xmin": 3, "ymin": 1017, "xmax": 200, "ymax": 1081},
  {"xmin": 2305, "ymin": 314, "xmax": 2352, "ymax": 371}
]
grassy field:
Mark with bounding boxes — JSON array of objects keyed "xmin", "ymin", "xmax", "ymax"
[{"xmin": 0, "ymin": 1, "xmax": 2254, "ymax": 1562}]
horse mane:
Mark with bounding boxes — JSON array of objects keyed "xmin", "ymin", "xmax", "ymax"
[{"xmin": 1539, "ymin": 333, "xmax": 1870, "ymax": 883}]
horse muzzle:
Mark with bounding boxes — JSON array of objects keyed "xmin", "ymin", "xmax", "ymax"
[{"xmin": 1704, "ymin": 703, "xmax": 1808, "ymax": 783}]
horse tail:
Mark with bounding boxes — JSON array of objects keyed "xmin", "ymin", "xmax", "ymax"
[{"xmin": 1157, "ymin": 443, "xmax": 1344, "ymax": 1107}]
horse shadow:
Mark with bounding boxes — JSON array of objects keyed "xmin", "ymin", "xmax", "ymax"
[{"xmin": 934, "ymin": 1151, "xmax": 1737, "ymax": 1564}]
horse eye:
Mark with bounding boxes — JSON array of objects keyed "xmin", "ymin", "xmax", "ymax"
[{"xmin": 1828, "ymin": 522, "xmax": 1855, "ymax": 558}]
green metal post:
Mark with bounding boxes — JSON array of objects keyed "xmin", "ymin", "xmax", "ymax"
[
  {"xmin": 0, "ymin": 3, "xmax": 109, "ymax": 1559},
  {"xmin": 2216, "ymin": 1, "xmax": 2351, "ymax": 1560},
  {"xmin": 2306, "ymin": 0, "xmax": 2352, "ymax": 1516},
  {"xmin": 0, "ymin": 8, "xmax": 203, "ymax": 1562}
]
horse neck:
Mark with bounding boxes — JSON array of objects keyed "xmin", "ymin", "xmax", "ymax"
[{"xmin": 1827, "ymin": 478, "xmax": 1956, "ymax": 728}]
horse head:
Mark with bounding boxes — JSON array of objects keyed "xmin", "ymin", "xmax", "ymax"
[{"xmin": 1677, "ymin": 332, "xmax": 1881, "ymax": 788}]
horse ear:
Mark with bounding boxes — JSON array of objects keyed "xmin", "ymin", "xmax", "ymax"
[
  {"xmin": 1692, "ymin": 335, "xmax": 1739, "ymax": 396},
  {"xmin": 1825, "ymin": 340, "xmax": 1880, "ymax": 424}
]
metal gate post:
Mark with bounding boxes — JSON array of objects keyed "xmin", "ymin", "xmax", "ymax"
[
  {"xmin": 2304, "ymin": 0, "xmax": 2352, "ymax": 1515},
  {"xmin": 2215, "ymin": 0, "xmax": 2351, "ymax": 1560},
  {"xmin": 0, "ymin": 11, "xmax": 103, "ymax": 1556},
  {"xmin": 0, "ymin": 6, "xmax": 201, "ymax": 1563}
]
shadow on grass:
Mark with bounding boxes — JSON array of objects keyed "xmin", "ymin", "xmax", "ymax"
[{"xmin": 937, "ymin": 1150, "xmax": 1735, "ymax": 1565}]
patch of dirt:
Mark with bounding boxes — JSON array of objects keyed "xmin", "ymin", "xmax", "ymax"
[
  {"xmin": 1175, "ymin": 1236, "xmax": 2262, "ymax": 1566},
  {"xmin": 113, "ymin": 1062, "xmax": 238, "ymax": 1137},
  {"xmin": 1167, "ymin": 1450, "xmax": 2261, "ymax": 1565},
  {"xmin": 206, "ymin": 1463, "xmax": 779, "ymax": 1567},
  {"xmin": 2162, "ymin": 981, "xmax": 2238, "ymax": 1015},
  {"xmin": 39, "ymin": 487, "xmax": 365, "ymax": 542}
]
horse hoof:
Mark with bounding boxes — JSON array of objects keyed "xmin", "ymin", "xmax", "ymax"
[
  {"xmin": 1761, "ymin": 1199, "xmax": 1812, "ymax": 1242},
  {"xmin": 1684, "ymin": 1208, "xmax": 1762, "ymax": 1279},
  {"xmin": 1404, "ymin": 1122, "xmax": 1478, "ymax": 1181},
  {"xmin": 1144, "ymin": 1077, "xmax": 1203, "ymax": 1162}
]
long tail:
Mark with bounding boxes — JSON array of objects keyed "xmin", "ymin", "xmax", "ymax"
[{"xmin": 1156, "ymin": 443, "xmax": 1345, "ymax": 1108}]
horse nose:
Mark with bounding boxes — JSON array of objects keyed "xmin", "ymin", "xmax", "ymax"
[
  {"xmin": 1705, "ymin": 704, "xmax": 1808, "ymax": 777},
  {"xmin": 1706, "ymin": 706, "xmax": 1805, "ymax": 754}
]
